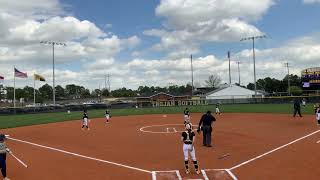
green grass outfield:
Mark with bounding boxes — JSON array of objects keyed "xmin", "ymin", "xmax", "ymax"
[{"xmin": 0, "ymin": 104, "xmax": 315, "ymax": 129}]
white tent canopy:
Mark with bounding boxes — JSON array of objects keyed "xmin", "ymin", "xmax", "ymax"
[{"xmin": 206, "ymin": 85, "xmax": 263, "ymax": 100}]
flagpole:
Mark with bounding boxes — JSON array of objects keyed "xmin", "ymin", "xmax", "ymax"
[
  {"xmin": 34, "ymin": 73, "xmax": 36, "ymax": 110},
  {"xmin": 13, "ymin": 66, "xmax": 16, "ymax": 114}
]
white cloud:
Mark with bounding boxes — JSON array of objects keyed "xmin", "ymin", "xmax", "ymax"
[
  {"xmin": 121, "ymin": 36, "xmax": 141, "ymax": 48},
  {"xmin": 85, "ymin": 59, "xmax": 115, "ymax": 69},
  {"xmin": 0, "ymin": 0, "xmax": 66, "ymax": 19},
  {"xmin": 144, "ymin": 0, "xmax": 274, "ymax": 58}
]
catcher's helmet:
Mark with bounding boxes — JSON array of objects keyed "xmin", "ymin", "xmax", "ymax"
[{"xmin": 185, "ymin": 123, "xmax": 192, "ymax": 130}]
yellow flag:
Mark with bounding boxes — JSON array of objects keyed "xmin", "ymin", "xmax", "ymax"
[{"xmin": 34, "ymin": 74, "xmax": 45, "ymax": 81}]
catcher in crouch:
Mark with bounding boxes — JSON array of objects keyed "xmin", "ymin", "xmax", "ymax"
[{"xmin": 181, "ymin": 123, "xmax": 200, "ymax": 174}]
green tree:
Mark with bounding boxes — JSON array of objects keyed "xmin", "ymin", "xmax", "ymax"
[
  {"xmin": 65, "ymin": 84, "xmax": 78, "ymax": 96},
  {"xmin": 247, "ymin": 83, "xmax": 254, "ymax": 90},
  {"xmin": 39, "ymin": 84, "xmax": 53, "ymax": 100},
  {"xmin": 111, "ymin": 88, "xmax": 137, "ymax": 97},
  {"xmin": 55, "ymin": 85, "xmax": 65, "ymax": 100},
  {"xmin": 101, "ymin": 88, "xmax": 110, "ymax": 97},
  {"xmin": 80, "ymin": 88, "xmax": 91, "ymax": 98},
  {"xmin": 92, "ymin": 89, "xmax": 102, "ymax": 97},
  {"xmin": 289, "ymin": 86, "xmax": 303, "ymax": 96},
  {"xmin": 23, "ymin": 86, "xmax": 35, "ymax": 102}
]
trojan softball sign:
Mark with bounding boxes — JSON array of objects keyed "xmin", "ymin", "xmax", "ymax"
[{"xmin": 151, "ymin": 100, "xmax": 208, "ymax": 107}]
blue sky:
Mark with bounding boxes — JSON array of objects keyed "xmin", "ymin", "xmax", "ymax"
[{"xmin": 0, "ymin": 0, "xmax": 320, "ymax": 90}]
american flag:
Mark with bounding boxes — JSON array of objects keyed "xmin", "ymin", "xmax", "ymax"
[{"xmin": 14, "ymin": 68, "xmax": 28, "ymax": 78}]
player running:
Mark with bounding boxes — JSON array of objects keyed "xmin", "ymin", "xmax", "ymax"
[
  {"xmin": 82, "ymin": 111, "xmax": 90, "ymax": 130},
  {"xmin": 0, "ymin": 134, "xmax": 11, "ymax": 180},
  {"xmin": 105, "ymin": 110, "xmax": 111, "ymax": 124},
  {"xmin": 183, "ymin": 108, "xmax": 191, "ymax": 124},
  {"xmin": 181, "ymin": 123, "xmax": 200, "ymax": 175}
]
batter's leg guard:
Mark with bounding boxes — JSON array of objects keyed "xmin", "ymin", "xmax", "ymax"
[
  {"xmin": 193, "ymin": 160, "xmax": 199, "ymax": 173},
  {"xmin": 184, "ymin": 160, "xmax": 189, "ymax": 174}
]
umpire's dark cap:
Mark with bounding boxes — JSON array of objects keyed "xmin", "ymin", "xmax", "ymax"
[
  {"xmin": 207, "ymin": 111, "xmax": 211, "ymax": 114},
  {"xmin": 0, "ymin": 134, "xmax": 6, "ymax": 141}
]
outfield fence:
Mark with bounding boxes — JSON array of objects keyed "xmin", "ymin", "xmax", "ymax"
[{"xmin": 1, "ymin": 95, "xmax": 320, "ymax": 115}]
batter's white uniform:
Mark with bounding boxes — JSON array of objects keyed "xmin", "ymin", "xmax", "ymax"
[
  {"xmin": 182, "ymin": 130, "xmax": 197, "ymax": 161},
  {"xmin": 183, "ymin": 144, "xmax": 196, "ymax": 161}
]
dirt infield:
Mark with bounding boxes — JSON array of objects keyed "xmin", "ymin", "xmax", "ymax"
[{"xmin": 1, "ymin": 113, "xmax": 320, "ymax": 179}]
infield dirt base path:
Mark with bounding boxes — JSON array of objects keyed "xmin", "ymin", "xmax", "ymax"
[{"xmin": 1, "ymin": 113, "xmax": 319, "ymax": 179}]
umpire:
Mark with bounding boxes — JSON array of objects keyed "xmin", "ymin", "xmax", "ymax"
[
  {"xmin": 293, "ymin": 99, "xmax": 302, "ymax": 117},
  {"xmin": 197, "ymin": 111, "xmax": 216, "ymax": 147}
]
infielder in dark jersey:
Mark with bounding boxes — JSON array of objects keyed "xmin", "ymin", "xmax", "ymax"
[
  {"xmin": 82, "ymin": 112, "xmax": 90, "ymax": 130},
  {"xmin": 0, "ymin": 134, "xmax": 10, "ymax": 180},
  {"xmin": 183, "ymin": 108, "xmax": 190, "ymax": 124},
  {"xmin": 181, "ymin": 123, "xmax": 200, "ymax": 174}
]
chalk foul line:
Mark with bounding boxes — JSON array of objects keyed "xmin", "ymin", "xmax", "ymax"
[
  {"xmin": 229, "ymin": 129, "xmax": 320, "ymax": 171},
  {"xmin": 8, "ymin": 137, "xmax": 152, "ymax": 174}
]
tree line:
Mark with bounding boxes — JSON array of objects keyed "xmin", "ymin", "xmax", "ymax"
[{"xmin": 0, "ymin": 74, "xmax": 303, "ymax": 103}]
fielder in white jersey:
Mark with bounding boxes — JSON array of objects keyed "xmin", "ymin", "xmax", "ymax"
[
  {"xmin": 181, "ymin": 123, "xmax": 200, "ymax": 174},
  {"xmin": 215, "ymin": 104, "xmax": 221, "ymax": 115},
  {"xmin": 105, "ymin": 110, "xmax": 111, "ymax": 123}
]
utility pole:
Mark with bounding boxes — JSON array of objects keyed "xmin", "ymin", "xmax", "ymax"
[
  {"xmin": 40, "ymin": 41, "xmax": 66, "ymax": 106},
  {"xmin": 240, "ymin": 35, "xmax": 266, "ymax": 97},
  {"xmin": 104, "ymin": 73, "xmax": 107, "ymax": 90},
  {"xmin": 284, "ymin": 62, "xmax": 290, "ymax": 96},
  {"xmin": 190, "ymin": 54, "xmax": 194, "ymax": 96},
  {"xmin": 228, "ymin": 51, "xmax": 231, "ymax": 85},
  {"xmin": 107, "ymin": 74, "xmax": 110, "ymax": 93},
  {"xmin": 237, "ymin": 61, "xmax": 241, "ymax": 85}
]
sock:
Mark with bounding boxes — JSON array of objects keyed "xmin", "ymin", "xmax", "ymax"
[
  {"xmin": 193, "ymin": 161, "xmax": 199, "ymax": 170},
  {"xmin": 82, "ymin": 125, "xmax": 84, "ymax": 128},
  {"xmin": 184, "ymin": 161, "xmax": 189, "ymax": 170}
]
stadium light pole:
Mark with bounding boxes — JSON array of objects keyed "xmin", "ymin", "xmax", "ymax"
[
  {"xmin": 237, "ymin": 61, "xmax": 241, "ymax": 85},
  {"xmin": 284, "ymin": 62, "xmax": 290, "ymax": 96},
  {"xmin": 240, "ymin": 35, "xmax": 266, "ymax": 96},
  {"xmin": 190, "ymin": 54, "xmax": 194, "ymax": 96},
  {"xmin": 40, "ymin": 41, "xmax": 66, "ymax": 106}
]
